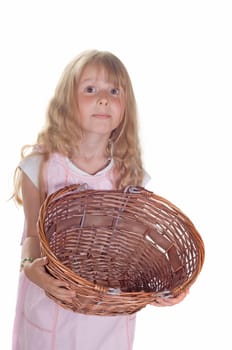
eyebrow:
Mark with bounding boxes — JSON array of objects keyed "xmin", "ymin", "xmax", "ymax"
[{"xmin": 79, "ymin": 78, "xmax": 120, "ymax": 88}]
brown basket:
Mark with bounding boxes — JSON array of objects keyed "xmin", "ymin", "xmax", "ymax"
[{"xmin": 38, "ymin": 184, "xmax": 205, "ymax": 316}]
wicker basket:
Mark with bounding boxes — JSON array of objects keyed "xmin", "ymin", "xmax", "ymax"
[{"xmin": 38, "ymin": 184, "xmax": 205, "ymax": 316}]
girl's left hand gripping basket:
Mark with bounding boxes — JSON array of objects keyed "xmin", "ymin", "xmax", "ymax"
[{"xmin": 38, "ymin": 184, "xmax": 205, "ymax": 316}]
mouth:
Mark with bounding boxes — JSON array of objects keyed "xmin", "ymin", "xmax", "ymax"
[{"xmin": 92, "ymin": 114, "xmax": 111, "ymax": 119}]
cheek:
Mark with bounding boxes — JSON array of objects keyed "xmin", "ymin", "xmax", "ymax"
[
  {"xmin": 78, "ymin": 96, "xmax": 94, "ymax": 113},
  {"xmin": 78, "ymin": 95, "xmax": 88, "ymax": 105},
  {"xmin": 114, "ymin": 98, "xmax": 125, "ymax": 115}
]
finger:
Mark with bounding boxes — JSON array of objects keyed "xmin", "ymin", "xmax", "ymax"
[
  {"xmin": 174, "ymin": 289, "xmax": 189, "ymax": 302},
  {"xmin": 46, "ymin": 278, "xmax": 75, "ymax": 294},
  {"xmin": 47, "ymin": 285, "xmax": 76, "ymax": 303},
  {"xmin": 155, "ymin": 298, "xmax": 173, "ymax": 306},
  {"xmin": 51, "ymin": 278, "xmax": 73, "ymax": 290},
  {"xmin": 163, "ymin": 291, "xmax": 189, "ymax": 305},
  {"xmin": 150, "ymin": 301, "xmax": 163, "ymax": 307},
  {"xmin": 33, "ymin": 256, "xmax": 48, "ymax": 267}
]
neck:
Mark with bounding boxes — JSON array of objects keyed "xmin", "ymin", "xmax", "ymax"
[
  {"xmin": 71, "ymin": 137, "xmax": 111, "ymax": 175},
  {"xmin": 78, "ymin": 140, "xmax": 108, "ymax": 159}
]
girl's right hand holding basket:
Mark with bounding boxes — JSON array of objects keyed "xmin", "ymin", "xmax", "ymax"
[{"xmin": 22, "ymin": 256, "xmax": 76, "ymax": 303}]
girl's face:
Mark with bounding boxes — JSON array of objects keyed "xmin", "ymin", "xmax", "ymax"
[{"xmin": 76, "ymin": 64, "xmax": 125, "ymax": 139}]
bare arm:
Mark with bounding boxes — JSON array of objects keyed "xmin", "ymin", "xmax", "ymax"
[
  {"xmin": 20, "ymin": 169, "xmax": 42, "ymax": 260},
  {"xmin": 21, "ymin": 171, "xmax": 75, "ymax": 302}
]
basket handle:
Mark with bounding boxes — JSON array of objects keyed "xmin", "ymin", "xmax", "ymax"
[
  {"xmin": 124, "ymin": 186, "xmax": 141, "ymax": 193},
  {"xmin": 124, "ymin": 185, "xmax": 151, "ymax": 194}
]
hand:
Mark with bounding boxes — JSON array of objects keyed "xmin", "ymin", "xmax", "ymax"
[
  {"xmin": 150, "ymin": 289, "xmax": 190, "ymax": 307},
  {"xmin": 23, "ymin": 257, "xmax": 76, "ymax": 303}
]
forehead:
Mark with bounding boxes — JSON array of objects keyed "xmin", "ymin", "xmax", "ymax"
[
  {"xmin": 79, "ymin": 63, "xmax": 124, "ymax": 87},
  {"xmin": 80, "ymin": 65, "xmax": 107, "ymax": 81}
]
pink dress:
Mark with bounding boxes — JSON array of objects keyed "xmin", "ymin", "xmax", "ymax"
[{"xmin": 12, "ymin": 153, "xmax": 150, "ymax": 350}]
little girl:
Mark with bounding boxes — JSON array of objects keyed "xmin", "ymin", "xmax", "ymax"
[{"xmin": 12, "ymin": 49, "xmax": 188, "ymax": 349}]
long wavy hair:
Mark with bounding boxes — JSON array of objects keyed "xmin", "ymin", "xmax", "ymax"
[{"xmin": 13, "ymin": 50, "xmax": 144, "ymax": 204}]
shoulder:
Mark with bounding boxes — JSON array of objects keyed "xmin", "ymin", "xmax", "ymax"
[
  {"xmin": 19, "ymin": 152, "xmax": 66, "ymax": 189},
  {"xmin": 19, "ymin": 153, "xmax": 43, "ymax": 170},
  {"xmin": 19, "ymin": 154, "xmax": 43, "ymax": 188},
  {"xmin": 142, "ymin": 169, "xmax": 151, "ymax": 187}
]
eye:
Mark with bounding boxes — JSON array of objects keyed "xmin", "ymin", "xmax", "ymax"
[
  {"xmin": 84, "ymin": 86, "xmax": 96, "ymax": 93},
  {"xmin": 110, "ymin": 87, "xmax": 120, "ymax": 96}
]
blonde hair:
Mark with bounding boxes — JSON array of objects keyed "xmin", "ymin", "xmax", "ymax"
[{"xmin": 13, "ymin": 50, "xmax": 144, "ymax": 204}]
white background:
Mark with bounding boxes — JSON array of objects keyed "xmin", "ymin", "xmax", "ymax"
[{"xmin": 0, "ymin": 1, "xmax": 231, "ymax": 349}]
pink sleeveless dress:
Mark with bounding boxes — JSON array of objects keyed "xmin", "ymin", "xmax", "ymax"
[{"xmin": 12, "ymin": 153, "xmax": 150, "ymax": 350}]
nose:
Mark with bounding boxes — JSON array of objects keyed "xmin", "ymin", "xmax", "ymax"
[{"xmin": 97, "ymin": 91, "xmax": 109, "ymax": 106}]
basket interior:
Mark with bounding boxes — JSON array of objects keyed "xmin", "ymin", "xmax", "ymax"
[{"xmin": 42, "ymin": 188, "xmax": 201, "ymax": 293}]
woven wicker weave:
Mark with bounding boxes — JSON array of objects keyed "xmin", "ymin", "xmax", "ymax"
[{"xmin": 38, "ymin": 184, "xmax": 205, "ymax": 316}]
